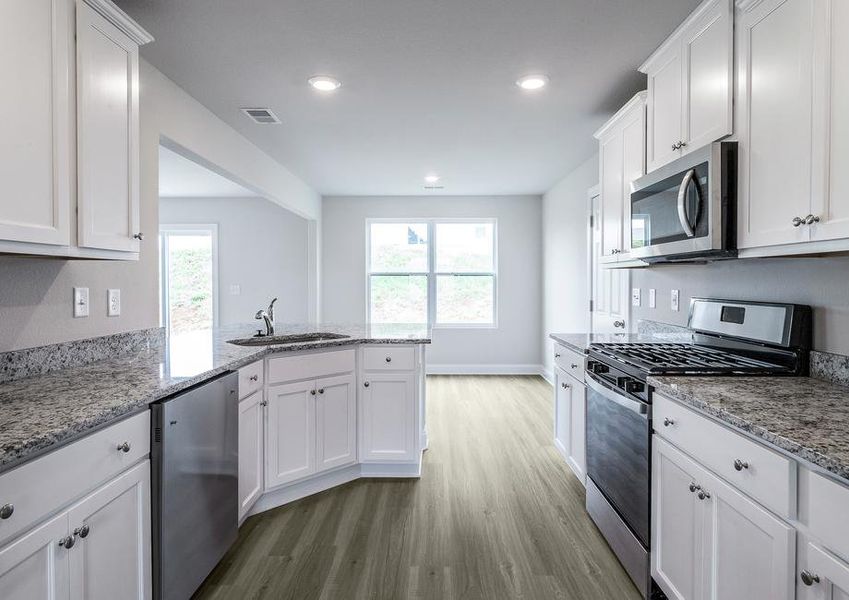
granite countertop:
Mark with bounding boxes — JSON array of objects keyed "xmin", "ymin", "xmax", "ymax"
[
  {"xmin": 550, "ymin": 331, "xmax": 693, "ymax": 354},
  {"xmin": 0, "ymin": 323, "xmax": 431, "ymax": 474},
  {"xmin": 649, "ymin": 375, "xmax": 849, "ymax": 483}
]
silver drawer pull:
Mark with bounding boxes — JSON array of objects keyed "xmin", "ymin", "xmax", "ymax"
[
  {"xmin": 800, "ymin": 570, "xmax": 820, "ymax": 586},
  {"xmin": 133, "ymin": 232, "xmax": 145, "ymax": 240},
  {"xmin": 0, "ymin": 503, "xmax": 13, "ymax": 520},
  {"xmin": 74, "ymin": 524, "xmax": 90, "ymax": 539},
  {"xmin": 688, "ymin": 483, "xmax": 700, "ymax": 493},
  {"xmin": 570, "ymin": 363, "xmax": 578, "ymax": 369},
  {"xmin": 663, "ymin": 418, "xmax": 675, "ymax": 427},
  {"xmin": 260, "ymin": 399, "xmax": 268, "ymax": 407},
  {"xmin": 318, "ymin": 388, "xmax": 325, "ymax": 394},
  {"xmin": 561, "ymin": 382, "xmax": 570, "ymax": 389},
  {"xmin": 385, "ymin": 356, "xmax": 392, "ymax": 363},
  {"xmin": 555, "ymin": 353, "xmax": 561, "ymax": 358},
  {"xmin": 364, "ymin": 382, "xmax": 370, "ymax": 387},
  {"xmin": 697, "ymin": 490, "xmax": 711, "ymax": 500},
  {"xmin": 117, "ymin": 442, "xmax": 131, "ymax": 453},
  {"xmin": 58, "ymin": 535, "xmax": 76, "ymax": 549},
  {"xmin": 249, "ymin": 374, "xmax": 258, "ymax": 382},
  {"xmin": 733, "ymin": 459, "xmax": 749, "ymax": 471}
]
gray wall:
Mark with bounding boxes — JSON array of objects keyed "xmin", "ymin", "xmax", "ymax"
[
  {"xmin": 631, "ymin": 257, "xmax": 849, "ymax": 355},
  {"xmin": 160, "ymin": 197, "xmax": 310, "ymax": 326},
  {"xmin": 322, "ymin": 195, "xmax": 543, "ymax": 369},
  {"xmin": 541, "ymin": 155, "xmax": 598, "ymax": 378}
]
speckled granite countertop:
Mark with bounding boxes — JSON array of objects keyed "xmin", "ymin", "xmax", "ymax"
[
  {"xmin": 649, "ymin": 375, "xmax": 849, "ymax": 483},
  {"xmin": 0, "ymin": 323, "xmax": 430, "ymax": 474},
  {"xmin": 549, "ymin": 331, "xmax": 693, "ymax": 354}
]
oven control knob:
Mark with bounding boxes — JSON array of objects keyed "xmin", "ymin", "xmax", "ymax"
[{"xmin": 592, "ymin": 363, "xmax": 609, "ymax": 375}]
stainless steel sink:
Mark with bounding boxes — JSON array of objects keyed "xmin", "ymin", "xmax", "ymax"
[{"xmin": 228, "ymin": 332, "xmax": 351, "ymax": 347}]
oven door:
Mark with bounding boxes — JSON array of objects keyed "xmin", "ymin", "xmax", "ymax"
[{"xmin": 585, "ymin": 372, "xmax": 651, "ymax": 547}]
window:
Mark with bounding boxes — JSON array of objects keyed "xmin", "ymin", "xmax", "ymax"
[
  {"xmin": 159, "ymin": 224, "xmax": 219, "ymax": 334},
  {"xmin": 367, "ymin": 219, "xmax": 497, "ymax": 326}
]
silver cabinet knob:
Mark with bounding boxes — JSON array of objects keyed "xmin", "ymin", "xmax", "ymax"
[
  {"xmin": 117, "ymin": 442, "xmax": 131, "ymax": 453},
  {"xmin": 363, "ymin": 382, "xmax": 370, "ymax": 388},
  {"xmin": 385, "ymin": 356, "xmax": 392, "ymax": 363},
  {"xmin": 570, "ymin": 363, "xmax": 578, "ymax": 369},
  {"xmin": 58, "ymin": 535, "xmax": 76, "ymax": 549},
  {"xmin": 0, "ymin": 504, "xmax": 13, "ymax": 519},
  {"xmin": 249, "ymin": 375, "xmax": 258, "ymax": 382},
  {"xmin": 613, "ymin": 320, "xmax": 625, "ymax": 329},
  {"xmin": 260, "ymin": 399, "xmax": 268, "ymax": 407},
  {"xmin": 689, "ymin": 483, "xmax": 700, "ymax": 493},
  {"xmin": 679, "ymin": 141, "xmax": 687, "ymax": 148},
  {"xmin": 792, "ymin": 216, "xmax": 804, "ymax": 227},
  {"xmin": 554, "ymin": 353, "xmax": 561, "ymax": 358},
  {"xmin": 318, "ymin": 388, "xmax": 325, "ymax": 394},
  {"xmin": 663, "ymin": 417, "xmax": 675, "ymax": 427},
  {"xmin": 561, "ymin": 382, "xmax": 570, "ymax": 389},
  {"xmin": 800, "ymin": 570, "xmax": 820, "ymax": 586},
  {"xmin": 133, "ymin": 232, "xmax": 144, "ymax": 240},
  {"xmin": 804, "ymin": 214, "xmax": 820, "ymax": 225},
  {"xmin": 697, "ymin": 490, "xmax": 711, "ymax": 500},
  {"xmin": 672, "ymin": 143, "xmax": 679, "ymax": 151},
  {"xmin": 733, "ymin": 459, "xmax": 749, "ymax": 471},
  {"xmin": 74, "ymin": 524, "xmax": 90, "ymax": 539},
  {"xmin": 310, "ymin": 389, "xmax": 316, "ymax": 396}
]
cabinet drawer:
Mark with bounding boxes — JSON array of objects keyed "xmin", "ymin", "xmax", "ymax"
[
  {"xmin": 808, "ymin": 472, "xmax": 849, "ymax": 562},
  {"xmin": 0, "ymin": 410, "xmax": 149, "ymax": 547},
  {"xmin": 554, "ymin": 344, "xmax": 586, "ymax": 382},
  {"xmin": 362, "ymin": 346, "xmax": 415, "ymax": 371},
  {"xmin": 653, "ymin": 394, "xmax": 796, "ymax": 518},
  {"xmin": 238, "ymin": 361, "xmax": 264, "ymax": 399},
  {"xmin": 267, "ymin": 349, "xmax": 355, "ymax": 384}
]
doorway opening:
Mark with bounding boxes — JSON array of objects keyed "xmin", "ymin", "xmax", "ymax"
[{"xmin": 159, "ymin": 224, "xmax": 219, "ymax": 334}]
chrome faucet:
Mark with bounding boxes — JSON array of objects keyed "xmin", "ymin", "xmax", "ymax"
[{"xmin": 254, "ymin": 298, "xmax": 277, "ymax": 336}]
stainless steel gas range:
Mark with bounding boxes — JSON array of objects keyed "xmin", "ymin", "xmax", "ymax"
[{"xmin": 583, "ymin": 298, "xmax": 811, "ymax": 599}]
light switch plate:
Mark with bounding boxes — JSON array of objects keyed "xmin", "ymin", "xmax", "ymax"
[
  {"xmin": 73, "ymin": 287, "xmax": 89, "ymax": 318},
  {"xmin": 632, "ymin": 288, "xmax": 641, "ymax": 307},
  {"xmin": 649, "ymin": 289, "xmax": 656, "ymax": 309},
  {"xmin": 107, "ymin": 289, "xmax": 121, "ymax": 317},
  {"xmin": 671, "ymin": 289, "xmax": 680, "ymax": 312}
]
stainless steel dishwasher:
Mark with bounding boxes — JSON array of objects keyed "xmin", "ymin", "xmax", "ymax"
[{"xmin": 151, "ymin": 371, "xmax": 239, "ymax": 600}]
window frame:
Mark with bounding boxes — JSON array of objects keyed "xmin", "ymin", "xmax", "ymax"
[
  {"xmin": 159, "ymin": 223, "xmax": 220, "ymax": 334},
  {"xmin": 365, "ymin": 217, "xmax": 498, "ymax": 329}
]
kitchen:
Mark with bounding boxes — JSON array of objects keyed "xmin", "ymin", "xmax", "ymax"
[{"xmin": 0, "ymin": 0, "xmax": 847, "ymax": 599}]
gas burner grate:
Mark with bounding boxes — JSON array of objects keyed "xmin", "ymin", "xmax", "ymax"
[{"xmin": 589, "ymin": 343, "xmax": 786, "ymax": 374}]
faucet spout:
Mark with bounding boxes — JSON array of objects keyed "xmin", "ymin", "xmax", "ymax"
[{"xmin": 255, "ymin": 309, "xmax": 274, "ymax": 336}]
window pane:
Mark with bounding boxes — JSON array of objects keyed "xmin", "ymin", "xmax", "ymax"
[
  {"xmin": 167, "ymin": 233, "xmax": 214, "ymax": 334},
  {"xmin": 435, "ymin": 223, "xmax": 494, "ymax": 272},
  {"xmin": 436, "ymin": 275, "xmax": 494, "ymax": 324},
  {"xmin": 370, "ymin": 275, "xmax": 428, "ymax": 323},
  {"xmin": 369, "ymin": 223, "xmax": 429, "ymax": 272}
]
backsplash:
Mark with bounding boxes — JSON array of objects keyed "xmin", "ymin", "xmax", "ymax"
[{"xmin": 0, "ymin": 327, "xmax": 165, "ymax": 384}]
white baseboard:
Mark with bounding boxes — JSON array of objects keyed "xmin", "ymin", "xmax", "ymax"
[
  {"xmin": 540, "ymin": 368, "xmax": 554, "ymax": 385},
  {"xmin": 360, "ymin": 461, "xmax": 422, "ymax": 478},
  {"xmin": 426, "ymin": 363, "xmax": 546, "ymax": 376}
]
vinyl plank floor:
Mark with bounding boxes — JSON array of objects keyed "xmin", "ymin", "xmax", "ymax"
[{"xmin": 194, "ymin": 375, "xmax": 641, "ymax": 600}]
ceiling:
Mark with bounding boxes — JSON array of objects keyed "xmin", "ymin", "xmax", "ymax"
[
  {"xmin": 119, "ymin": 0, "xmax": 700, "ymax": 196},
  {"xmin": 159, "ymin": 146, "xmax": 259, "ymax": 198}
]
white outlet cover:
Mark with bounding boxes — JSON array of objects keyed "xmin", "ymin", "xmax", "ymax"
[
  {"xmin": 229, "ymin": 284, "xmax": 241, "ymax": 296},
  {"xmin": 649, "ymin": 289, "xmax": 657, "ymax": 309},
  {"xmin": 73, "ymin": 287, "xmax": 89, "ymax": 318},
  {"xmin": 671, "ymin": 289, "xmax": 680, "ymax": 312},
  {"xmin": 632, "ymin": 288, "xmax": 641, "ymax": 307},
  {"xmin": 107, "ymin": 289, "xmax": 121, "ymax": 317}
]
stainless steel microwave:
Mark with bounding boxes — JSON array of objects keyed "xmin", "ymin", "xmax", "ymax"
[{"xmin": 629, "ymin": 141, "xmax": 737, "ymax": 262}]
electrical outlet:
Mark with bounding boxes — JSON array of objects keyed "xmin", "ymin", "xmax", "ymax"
[
  {"xmin": 229, "ymin": 284, "xmax": 241, "ymax": 296},
  {"xmin": 632, "ymin": 288, "xmax": 641, "ymax": 307},
  {"xmin": 107, "ymin": 289, "xmax": 121, "ymax": 317},
  {"xmin": 649, "ymin": 289, "xmax": 656, "ymax": 309},
  {"xmin": 73, "ymin": 287, "xmax": 89, "ymax": 318},
  {"xmin": 671, "ymin": 289, "xmax": 680, "ymax": 312}
]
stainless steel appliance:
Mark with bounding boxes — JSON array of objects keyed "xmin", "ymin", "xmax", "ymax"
[
  {"xmin": 151, "ymin": 371, "xmax": 239, "ymax": 600},
  {"xmin": 629, "ymin": 141, "xmax": 737, "ymax": 262},
  {"xmin": 584, "ymin": 298, "xmax": 811, "ymax": 599}
]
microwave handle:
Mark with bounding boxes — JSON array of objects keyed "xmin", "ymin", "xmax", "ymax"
[{"xmin": 677, "ymin": 169, "xmax": 696, "ymax": 238}]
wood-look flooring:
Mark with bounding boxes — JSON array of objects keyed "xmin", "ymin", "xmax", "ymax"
[{"xmin": 194, "ymin": 375, "xmax": 640, "ymax": 600}]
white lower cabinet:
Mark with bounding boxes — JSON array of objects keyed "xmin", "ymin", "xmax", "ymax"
[
  {"xmin": 315, "ymin": 374, "xmax": 357, "ymax": 472},
  {"xmin": 798, "ymin": 540, "xmax": 849, "ymax": 600},
  {"xmin": 360, "ymin": 372, "xmax": 417, "ymax": 462},
  {"xmin": 238, "ymin": 391, "xmax": 264, "ymax": 520},
  {"xmin": 653, "ymin": 437, "xmax": 795, "ymax": 600},
  {"xmin": 553, "ymin": 365, "xmax": 586, "ymax": 485},
  {"xmin": 0, "ymin": 512, "xmax": 70, "ymax": 600}
]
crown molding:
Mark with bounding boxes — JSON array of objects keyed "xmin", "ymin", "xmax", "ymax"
[{"xmin": 82, "ymin": 0, "xmax": 154, "ymax": 45}]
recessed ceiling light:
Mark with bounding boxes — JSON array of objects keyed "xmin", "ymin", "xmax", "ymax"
[
  {"xmin": 516, "ymin": 74, "xmax": 549, "ymax": 90},
  {"xmin": 308, "ymin": 76, "xmax": 341, "ymax": 91},
  {"xmin": 424, "ymin": 174, "xmax": 440, "ymax": 184}
]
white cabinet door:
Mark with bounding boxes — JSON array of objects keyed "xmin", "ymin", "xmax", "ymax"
[
  {"xmin": 736, "ymin": 0, "xmax": 815, "ymax": 249},
  {"xmin": 646, "ymin": 42, "xmax": 684, "ymax": 172},
  {"xmin": 799, "ymin": 541, "xmax": 849, "ymax": 600},
  {"xmin": 652, "ymin": 438, "xmax": 707, "ymax": 600},
  {"xmin": 0, "ymin": 512, "xmax": 70, "ymax": 600},
  {"xmin": 238, "ymin": 391, "xmax": 264, "ymax": 520},
  {"xmin": 590, "ymin": 191, "xmax": 631, "ymax": 333},
  {"xmin": 553, "ymin": 367, "xmax": 573, "ymax": 464},
  {"xmin": 315, "ymin": 374, "xmax": 357, "ymax": 472},
  {"xmin": 0, "ymin": 0, "xmax": 72, "ymax": 246},
  {"xmin": 76, "ymin": 0, "xmax": 141, "ymax": 252},
  {"xmin": 67, "ymin": 461, "xmax": 150, "ymax": 600},
  {"xmin": 621, "ymin": 105, "xmax": 646, "ymax": 257},
  {"xmin": 568, "ymin": 381, "xmax": 586, "ymax": 485},
  {"xmin": 681, "ymin": 0, "xmax": 732, "ymax": 153},
  {"xmin": 360, "ymin": 373, "xmax": 417, "ymax": 462},
  {"xmin": 266, "ymin": 381, "xmax": 316, "ymax": 488},
  {"xmin": 700, "ymin": 461, "xmax": 796, "ymax": 600},
  {"xmin": 599, "ymin": 129, "xmax": 624, "ymax": 260}
]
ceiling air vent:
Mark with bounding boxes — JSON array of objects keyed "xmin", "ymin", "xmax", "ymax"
[
  {"xmin": 424, "ymin": 185, "xmax": 445, "ymax": 190},
  {"xmin": 240, "ymin": 107, "xmax": 281, "ymax": 124}
]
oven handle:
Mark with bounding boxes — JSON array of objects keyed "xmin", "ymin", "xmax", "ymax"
[
  {"xmin": 677, "ymin": 168, "xmax": 697, "ymax": 238},
  {"xmin": 585, "ymin": 373, "xmax": 649, "ymax": 417}
]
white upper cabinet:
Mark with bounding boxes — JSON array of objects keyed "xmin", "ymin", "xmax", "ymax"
[
  {"xmin": 0, "ymin": 0, "xmax": 150, "ymax": 259},
  {"xmin": 594, "ymin": 92, "xmax": 646, "ymax": 265},
  {"xmin": 642, "ymin": 0, "xmax": 733, "ymax": 173},
  {"xmin": 76, "ymin": 0, "xmax": 143, "ymax": 252},
  {"xmin": 0, "ymin": 0, "xmax": 73, "ymax": 247}
]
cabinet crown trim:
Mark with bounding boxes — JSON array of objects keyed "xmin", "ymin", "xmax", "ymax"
[
  {"xmin": 638, "ymin": 0, "xmax": 724, "ymax": 73},
  {"xmin": 82, "ymin": 0, "xmax": 154, "ymax": 45},
  {"xmin": 734, "ymin": 0, "xmax": 768, "ymax": 12},
  {"xmin": 593, "ymin": 91, "xmax": 647, "ymax": 140}
]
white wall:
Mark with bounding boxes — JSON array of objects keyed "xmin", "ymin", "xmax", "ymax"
[
  {"xmin": 541, "ymin": 155, "xmax": 598, "ymax": 379},
  {"xmin": 322, "ymin": 195, "xmax": 543, "ymax": 370},
  {"xmin": 160, "ymin": 197, "xmax": 310, "ymax": 326},
  {"xmin": 0, "ymin": 61, "xmax": 319, "ymax": 352}
]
